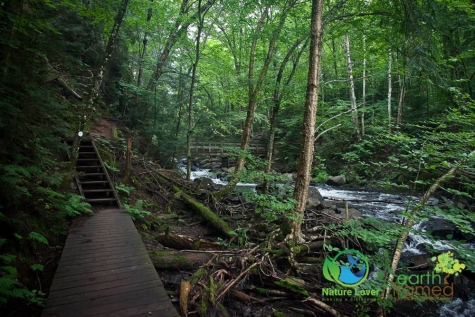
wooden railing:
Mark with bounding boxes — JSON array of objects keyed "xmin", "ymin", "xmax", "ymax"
[{"xmin": 190, "ymin": 141, "xmax": 267, "ymax": 157}]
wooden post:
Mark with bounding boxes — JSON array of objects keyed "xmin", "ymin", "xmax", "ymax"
[{"xmin": 345, "ymin": 201, "xmax": 349, "ymax": 220}]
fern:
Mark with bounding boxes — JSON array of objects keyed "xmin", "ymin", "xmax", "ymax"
[
  {"xmin": 28, "ymin": 232, "xmax": 49, "ymax": 245},
  {"xmin": 124, "ymin": 200, "xmax": 151, "ymax": 221},
  {"xmin": 115, "ymin": 183, "xmax": 134, "ymax": 196},
  {"xmin": 53, "ymin": 194, "xmax": 92, "ymax": 217}
]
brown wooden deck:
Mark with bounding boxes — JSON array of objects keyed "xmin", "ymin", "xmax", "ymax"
[{"xmin": 41, "ymin": 209, "xmax": 179, "ymax": 317}]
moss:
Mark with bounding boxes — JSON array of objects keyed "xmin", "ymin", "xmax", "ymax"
[
  {"xmin": 265, "ymin": 248, "xmax": 284, "ymax": 256},
  {"xmin": 200, "ymin": 295, "xmax": 207, "ymax": 315},
  {"xmin": 279, "ymin": 221, "xmax": 292, "ymax": 236},
  {"xmin": 274, "ymin": 277, "xmax": 309, "ymax": 297},
  {"xmin": 273, "ymin": 312, "xmax": 285, "ymax": 317},
  {"xmin": 173, "ymin": 186, "xmax": 233, "ymax": 238},
  {"xmin": 209, "ymin": 276, "xmax": 216, "ymax": 306},
  {"xmin": 172, "ymin": 254, "xmax": 189, "ymax": 268},
  {"xmin": 255, "ymin": 287, "xmax": 269, "ymax": 294},
  {"xmin": 192, "ymin": 239, "xmax": 201, "ymax": 250},
  {"xmin": 148, "ymin": 251, "xmax": 167, "ymax": 265},
  {"xmin": 190, "ymin": 268, "xmax": 208, "ymax": 285}
]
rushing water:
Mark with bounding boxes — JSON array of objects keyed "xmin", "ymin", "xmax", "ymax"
[{"xmin": 184, "ymin": 167, "xmax": 475, "ymax": 316}]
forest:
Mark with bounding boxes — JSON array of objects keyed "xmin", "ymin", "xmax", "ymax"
[{"xmin": 1, "ymin": 0, "xmax": 475, "ymax": 316}]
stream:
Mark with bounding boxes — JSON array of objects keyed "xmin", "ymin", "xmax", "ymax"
[{"xmin": 183, "ymin": 166, "xmax": 475, "ymax": 316}]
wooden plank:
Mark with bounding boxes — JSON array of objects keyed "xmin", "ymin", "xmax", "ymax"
[
  {"xmin": 42, "ymin": 287, "xmax": 172, "ymax": 317},
  {"xmin": 54, "ymin": 253, "xmax": 152, "ymax": 278},
  {"xmin": 42, "ymin": 208, "xmax": 178, "ymax": 317},
  {"xmin": 46, "ymin": 271, "xmax": 160, "ymax": 299},
  {"xmin": 45, "ymin": 278, "xmax": 165, "ymax": 307}
]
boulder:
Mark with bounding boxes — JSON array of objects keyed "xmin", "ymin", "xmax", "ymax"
[
  {"xmin": 193, "ymin": 177, "xmax": 215, "ymax": 191},
  {"xmin": 320, "ymin": 207, "xmax": 360, "ymax": 220},
  {"xmin": 306, "ymin": 187, "xmax": 324, "ymax": 209},
  {"xmin": 421, "ymin": 218, "xmax": 456, "ymax": 239},
  {"xmin": 326, "ymin": 175, "xmax": 346, "ymax": 186}
]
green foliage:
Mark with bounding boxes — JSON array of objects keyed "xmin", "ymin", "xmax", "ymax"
[
  {"xmin": 28, "ymin": 232, "xmax": 49, "ymax": 246},
  {"xmin": 432, "ymin": 251, "xmax": 466, "ymax": 276},
  {"xmin": 0, "ymin": 254, "xmax": 30, "ymax": 305},
  {"xmin": 229, "ymin": 224, "xmax": 250, "ymax": 248},
  {"xmin": 124, "ymin": 200, "xmax": 152, "ymax": 221},
  {"xmin": 312, "ymin": 156, "xmax": 330, "ymax": 183},
  {"xmin": 115, "ymin": 183, "xmax": 135, "ymax": 196}
]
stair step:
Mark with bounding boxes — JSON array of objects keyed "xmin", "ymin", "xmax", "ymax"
[
  {"xmin": 83, "ymin": 189, "xmax": 114, "ymax": 193},
  {"xmin": 76, "ymin": 166, "xmax": 102, "ymax": 169},
  {"xmin": 80, "ymin": 180, "xmax": 109, "ymax": 184},
  {"xmin": 85, "ymin": 198, "xmax": 117, "ymax": 203},
  {"xmin": 77, "ymin": 158, "xmax": 100, "ymax": 161},
  {"xmin": 78, "ymin": 173, "xmax": 106, "ymax": 177}
]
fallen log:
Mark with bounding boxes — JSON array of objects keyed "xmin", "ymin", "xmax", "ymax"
[
  {"xmin": 156, "ymin": 232, "xmax": 223, "ymax": 250},
  {"xmin": 324, "ymin": 196, "xmax": 405, "ymax": 204},
  {"xmin": 293, "ymin": 238, "xmax": 342, "ymax": 256},
  {"xmin": 173, "ymin": 186, "xmax": 234, "ymax": 238},
  {"xmin": 150, "ymin": 170, "xmax": 234, "ymax": 238},
  {"xmin": 149, "ymin": 251, "xmax": 214, "ymax": 269}
]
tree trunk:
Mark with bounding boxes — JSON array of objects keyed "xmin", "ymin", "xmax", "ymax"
[
  {"xmin": 387, "ymin": 47, "xmax": 392, "ymax": 133},
  {"xmin": 186, "ymin": 0, "xmax": 209, "ymax": 180},
  {"xmin": 124, "ymin": 136, "xmax": 132, "ymax": 183},
  {"xmin": 136, "ymin": 0, "xmax": 154, "ymax": 88},
  {"xmin": 362, "ymin": 35, "xmax": 366, "ymax": 137},
  {"xmin": 264, "ymin": 36, "xmax": 308, "ymax": 193},
  {"xmin": 149, "ymin": 251, "xmax": 214, "ymax": 269},
  {"xmin": 288, "ymin": 0, "xmax": 324, "ymax": 243},
  {"xmin": 344, "ymin": 33, "xmax": 361, "ymax": 141},
  {"xmin": 396, "ymin": 73, "xmax": 405, "ymax": 127},
  {"xmin": 155, "ymin": 233, "xmax": 223, "ymax": 250},
  {"xmin": 66, "ymin": 0, "xmax": 130, "ymax": 187},
  {"xmin": 146, "ymin": 0, "xmax": 216, "ymax": 91},
  {"xmin": 214, "ymin": 0, "xmax": 297, "ymax": 200}
]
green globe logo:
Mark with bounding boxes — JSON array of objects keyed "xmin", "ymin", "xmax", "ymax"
[{"xmin": 323, "ymin": 249, "xmax": 369, "ymax": 287}]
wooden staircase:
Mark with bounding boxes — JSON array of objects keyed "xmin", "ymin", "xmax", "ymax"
[{"xmin": 68, "ymin": 138, "xmax": 120, "ymax": 207}]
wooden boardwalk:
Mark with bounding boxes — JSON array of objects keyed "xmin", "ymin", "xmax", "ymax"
[{"xmin": 42, "ymin": 209, "xmax": 179, "ymax": 317}]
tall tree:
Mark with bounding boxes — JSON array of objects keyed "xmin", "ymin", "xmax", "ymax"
[
  {"xmin": 344, "ymin": 33, "xmax": 361, "ymax": 140},
  {"xmin": 288, "ymin": 0, "xmax": 324, "ymax": 243},
  {"xmin": 214, "ymin": 0, "xmax": 298, "ymax": 200},
  {"xmin": 146, "ymin": 0, "xmax": 216, "ymax": 91},
  {"xmin": 387, "ymin": 47, "xmax": 392, "ymax": 133},
  {"xmin": 186, "ymin": 0, "xmax": 212, "ymax": 180},
  {"xmin": 66, "ymin": 0, "xmax": 130, "ymax": 185},
  {"xmin": 264, "ymin": 36, "xmax": 309, "ymax": 193}
]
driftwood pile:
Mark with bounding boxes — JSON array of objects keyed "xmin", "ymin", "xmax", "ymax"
[{"xmin": 129, "ymin": 160, "xmax": 365, "ymax": 316}]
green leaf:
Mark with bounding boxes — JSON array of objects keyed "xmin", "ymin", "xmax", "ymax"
[
  {"xmin": 31, "ymin": 264, "xmax": 44, "ymax": 272},
  {"xmin": 28, "ymin": 232, "xmax": 48, "ymax": 245}
]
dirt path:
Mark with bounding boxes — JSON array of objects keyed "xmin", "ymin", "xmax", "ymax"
[{"xmin": 90, "ymin": 118, "xmax": 117, "ymax": 141}]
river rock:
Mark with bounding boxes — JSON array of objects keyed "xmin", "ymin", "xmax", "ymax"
[
  {"xmin": 326, "ymin": 175, "xmax": 346, "ymax": 186},
  {"xmin": 421, "ymin": 218, "xmax": 456, "ymax": 239},
  {"xmin": 319, "ymin": 207, "xmax": 360, "ymax": 220},
  {"xmin": 193, "ymin": 177, "xmax": 215, "ymax": 191},
  {"xmin": 401, "ymin": 253, "xmax": 431, "ymax": 270},
  {"xmin": 306, "ymin": 187, "xmax": 324, "ymax": 209}
]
